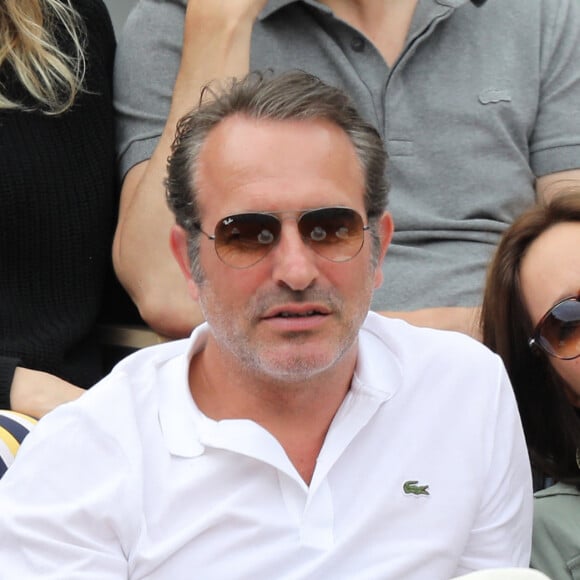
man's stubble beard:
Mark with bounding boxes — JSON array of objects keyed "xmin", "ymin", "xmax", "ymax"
[{"xmin": 196, "ymin": 282, "xmax": 370, "ymax": 385}]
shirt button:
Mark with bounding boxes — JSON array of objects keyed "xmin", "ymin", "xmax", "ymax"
[{"xmin": 350, "ymin": 35, "xmax": 366, "ymax": 52}]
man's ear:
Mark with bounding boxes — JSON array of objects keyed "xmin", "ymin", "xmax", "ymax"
[
  {"xmin": 169, "ymin": 224, "xmax": 200, "ymax": 301},
  {"xmin": 373, "ymin": 212, "xmax": 394, "ymax": 289}
]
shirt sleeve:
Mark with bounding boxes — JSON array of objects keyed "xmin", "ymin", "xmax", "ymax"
[
  {"xmin": 456, "ymin": 359, "xmax": 534, "ymax": 574},
  {"xmin": 113, "ymin": 0, "xmax": 186, "ymax": 180},
  {"xmin": 530, "ymin": 0, "xmax": 580, "ymax": 176},
  {"xmin": 0, "ymin": 403, "xmax": 137, "ymax": 578}
]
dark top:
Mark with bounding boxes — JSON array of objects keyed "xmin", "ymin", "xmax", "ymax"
[{"xmin": 0, "ymin": 0, "xmax": 117, "ymax": 408}]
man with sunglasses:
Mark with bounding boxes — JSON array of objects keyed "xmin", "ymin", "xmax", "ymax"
[
  {"xmin": 113, "ymin": 0, "xmax": 580, "ymax": 343},
  {"xmin": 0, "ymin": 71, "xmax": 533, "ymax": 578}
]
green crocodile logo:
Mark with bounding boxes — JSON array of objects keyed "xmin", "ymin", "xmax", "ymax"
[{"xmin": 403, "ymin": 480, "xmax": 430, "ymax": 496}]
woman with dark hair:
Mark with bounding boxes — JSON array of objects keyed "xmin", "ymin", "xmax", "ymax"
[{"xmin": 481, "ymin": 190, "xmax": 580, "ymax": 579}]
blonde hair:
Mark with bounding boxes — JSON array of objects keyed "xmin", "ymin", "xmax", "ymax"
[{"xmin": 0, "ymin": 0, "xmax": 86, "ymax": 114}]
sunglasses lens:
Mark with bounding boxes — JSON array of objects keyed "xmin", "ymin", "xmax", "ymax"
[
  {"xmin": 214, "ymin": 213, "xmax": 280, "ymax": 268},
  {"xmin": 537, "ymin": 299, "xmax": 580, "ymax": 359},
  {"xmin": 299, "ymin": 208, "xmax": 366, "ymax": 262}
]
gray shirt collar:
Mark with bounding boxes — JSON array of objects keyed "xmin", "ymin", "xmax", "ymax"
[
  {"xmin": 260, "ymin": 0, "xmax": 331, "ymax": 20},
  {"xmin": 260, "ymin": 0, "xmax": 474, "ymax": 20}
]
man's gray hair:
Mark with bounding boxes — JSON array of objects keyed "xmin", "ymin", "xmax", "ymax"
[{"xmin": 165, "ymin": 70, "xmax": 389, "ymax": 280}]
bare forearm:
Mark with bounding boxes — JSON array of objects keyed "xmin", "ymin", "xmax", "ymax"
[
  {"xmin": 535, "ymin": 169, "xmax": 580, "ymax": 201},
  {"xmin": 114, "ymin": 3, "xmax": 266, "ymax": 337},
  {"xmin": 10, "ymin": 367, "xmax": 86, "ymax": 418},
  {"xmin": 379, "ymin": 306, "xmax": 482, "ymax": 340},
  {"xmin": 113, "ymin": 162, "xmax": 205, "ymax": 338}
]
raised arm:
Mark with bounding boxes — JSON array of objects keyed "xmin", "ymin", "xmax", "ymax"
[{"xmin": 113, "ymin": 1, "xmax": 268, "ymax": 338}]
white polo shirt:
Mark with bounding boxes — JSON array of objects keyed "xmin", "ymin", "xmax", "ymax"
[{"xmin": 0, "ymin": 313, "xmax": 532, "ymax": 579}]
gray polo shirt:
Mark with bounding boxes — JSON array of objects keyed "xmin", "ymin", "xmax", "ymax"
[{"xmin": 114, "ymin": 0, "xmax": 580, "ymax": 312}]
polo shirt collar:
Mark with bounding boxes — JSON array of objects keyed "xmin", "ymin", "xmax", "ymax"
[
  {"xmin": 157, "ymin": 324, "xmax": 209, "ymax": 458},
  {"xmin": 435, "ymin": 0, "xmax": 472, "ymax": 7},
  {"xmin": 260, "ymin": 0, "xmax": 474, "ymax": 20},
  {"xmin": 535, "ymin": 482, "xmax": 580, "ymax": 499},
  {"xmin": 353, "ymin": 312, "xmax": 402, "ymax": 401},
  {"xmin": 158, "ymin": 315, "xmax": 401, "ymax": 460},
  {"xmin": 260, "ymin": 0, "xmax": 331, "ymax": 20}
]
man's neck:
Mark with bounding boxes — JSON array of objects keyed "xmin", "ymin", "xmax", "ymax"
[{"xmin": 188, "ymin": 340, "xmax": 358, "ymax": 483}]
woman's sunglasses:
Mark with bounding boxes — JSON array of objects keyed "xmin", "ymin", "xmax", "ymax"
[
  {"xmin": 194, "ymin": 206, "xmax": 370, "ymax": 269},
  {"xmin": 528, "ymin": 294, "xmax": 580, "ymax": 360}
]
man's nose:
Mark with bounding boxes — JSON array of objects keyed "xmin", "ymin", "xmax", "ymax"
[{"xmin": 270, "ymin": 222, "xmax": 319, "ymax": 291}]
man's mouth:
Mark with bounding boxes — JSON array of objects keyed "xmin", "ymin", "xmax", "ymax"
[
  {"xmin": 262, "ymin": 304, "xmax": 331, "ymax": 320},
  {"xmin": 277, "ymin": 310, "xmax": 320, "ymax": 318}
]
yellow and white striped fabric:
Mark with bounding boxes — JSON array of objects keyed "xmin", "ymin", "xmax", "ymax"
[{"xmin": 0, "ymin": 410, "xmax": 37, "ymax": 478}]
